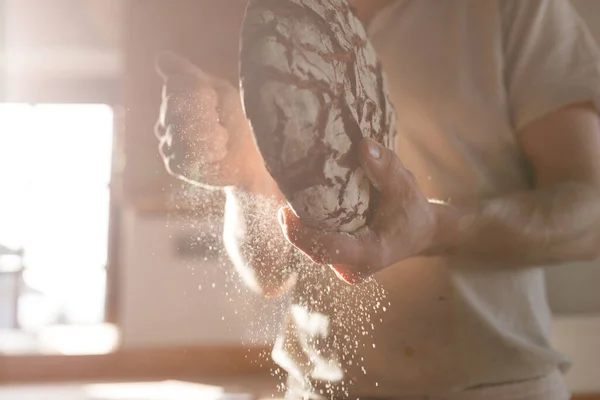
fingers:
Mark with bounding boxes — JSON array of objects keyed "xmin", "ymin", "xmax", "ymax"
[
  {"xmin": 359, "ymin": 138, "xmax": 412, "ymax": 197},
  {"xmin": 275, "ymin": 140, "xmax": 421, "ymax": 284},
  {"xmin": 155, "ymin": 53, "xmax": 233, "ymax": 144},
  {"xmin": 157, "ymin": 83, "xmax": 226, "ymax": 155},
  {"xmin": 159, "ymin": 88, "xmax": 219, "ymax": 130},
  {"xmin": 358, "ymin": 138, "xmax": 419, "ymax": 230},
  {"xmin": 329, "ymin": 265, "xmax": 369, "ymax": 285},
  {"xmin": 154, "ymin": 51, "xmax": 244, "ymax": 186},
  {"xmin": 278, "ymin": 206, "xmax": 384, "ymax": 274},
  {"xmin": 155, "ymin": 51, "xmax": 239, "ymax": 138},
  {"xmin": 159, "ymin": 123, "xmax": 229, "ymax": 173}
]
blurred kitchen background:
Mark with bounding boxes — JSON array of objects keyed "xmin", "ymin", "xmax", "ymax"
[{"xmin": 0, "ymin": 1, "xmax": 598, "ymax": 399}]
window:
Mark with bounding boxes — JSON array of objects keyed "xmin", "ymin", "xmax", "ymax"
[{"xmin": 0, "ymin": 103, "xmax": 114, "ymax": 336}]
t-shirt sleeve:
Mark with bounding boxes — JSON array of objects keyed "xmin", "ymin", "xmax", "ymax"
[{"xmin": 502, "ymin": 0, "xmax": 600, "ymax": 132}]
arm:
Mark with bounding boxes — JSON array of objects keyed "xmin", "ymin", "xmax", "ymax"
[
  {"xmin": 154, "ymin": 52, "xmax": 297, "ymax": 297},
  {"xmin": 279, "ymin": 103, "xmax": 600, "ymax": 282},
  {"xmin": 439, "ymin": 0, "xmax": 600, "ymax": 267},
  {"xmin": 433, "ymin": 103, "xmax": 600, "ymax": 267},
  {"xmin": 278, "ymin": 0, "xmax": 600, "ymax": 283}
]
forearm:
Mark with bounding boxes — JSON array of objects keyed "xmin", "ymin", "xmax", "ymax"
[
  {"xmin": 223, "ymin": 184, "xmax": 298, "ymax": 297},
  {"xmin": 433, "ymin": 181, "xmax": 600, "ymax": 267}
]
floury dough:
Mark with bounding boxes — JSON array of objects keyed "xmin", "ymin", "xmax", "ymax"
[{"xmin": 239, "ymin": 0, "xmax": 397, "ymax": 233}]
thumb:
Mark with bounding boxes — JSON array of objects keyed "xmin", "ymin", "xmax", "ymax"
[
  {"xmin": 155, "ymin": 51, "xmax": 199, "ymax": 79},
  {"xmin": 359, "ymin": 138, "xmax": 408, "ymax": 197}
]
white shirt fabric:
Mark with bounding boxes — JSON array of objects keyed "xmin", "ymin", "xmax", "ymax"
[{"xmin": 272, "ymin": 1, "xmax": 600, "ymax": 399}]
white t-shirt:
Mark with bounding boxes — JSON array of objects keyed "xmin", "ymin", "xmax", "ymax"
[{"xmin": 272, "ymin": 1, "xmax": 600, "ymax": 399}]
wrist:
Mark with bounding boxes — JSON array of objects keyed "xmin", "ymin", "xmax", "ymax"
[{"xmin": 422, "ymin": 200, "xmax": 463, "ymax": 256}]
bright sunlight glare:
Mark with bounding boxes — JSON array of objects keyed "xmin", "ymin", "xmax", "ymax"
[{"xmin": 0, "ymin": 102, "xmax": 114, "ymax": 329}]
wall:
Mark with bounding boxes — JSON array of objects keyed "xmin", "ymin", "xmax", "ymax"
[
  {"xmin": 118, "ymin": 207, "xmax": 286, "ymax": 348},
  {"xmin": 3, "ymin": 0, "xmax": 122, "ymax": 103}
]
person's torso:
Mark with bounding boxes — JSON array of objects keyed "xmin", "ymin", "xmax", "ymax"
[{"xmin": 273, "ymin": 1, "xmax": 571, "ymax": 399}]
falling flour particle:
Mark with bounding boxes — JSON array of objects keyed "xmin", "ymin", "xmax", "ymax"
[{"xmin": 171, "ymin": 126, "xmax": 390, "ymax": 400}]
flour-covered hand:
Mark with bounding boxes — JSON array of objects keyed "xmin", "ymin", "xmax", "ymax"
[
  {"xmin": 278, "ymin": 138, "xmax": 445, "ymax": 284},
  {"xmin": 154, "ymin": 51, "xmax": 263, "ymax": 189}
]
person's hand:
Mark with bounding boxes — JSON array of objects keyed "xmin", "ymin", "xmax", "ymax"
[
  {"xmin": 278, "ymin": 138, "xmax": 454, "ymax": 284},
  {"xmin": 154, "ymin": 51, "xmax": 263, "ymax": 188}
]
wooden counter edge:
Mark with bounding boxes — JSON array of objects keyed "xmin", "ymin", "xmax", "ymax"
[{"xmin": 0, "ymin": 345, "xmax": 276, "ymax": 384}]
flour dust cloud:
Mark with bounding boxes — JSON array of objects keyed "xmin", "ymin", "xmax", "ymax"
[{"xmin": 167, "ymin": 185, "xmax": 389, "ymax": 398}]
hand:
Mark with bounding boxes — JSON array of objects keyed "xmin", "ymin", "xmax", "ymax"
[
  {"xmin": 278, "ymin": 138, "xmax": 451, "ymax": 284},
  {"xmin": 154, "ymin": 51, "xmax": 262, "ymax": 188}
]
